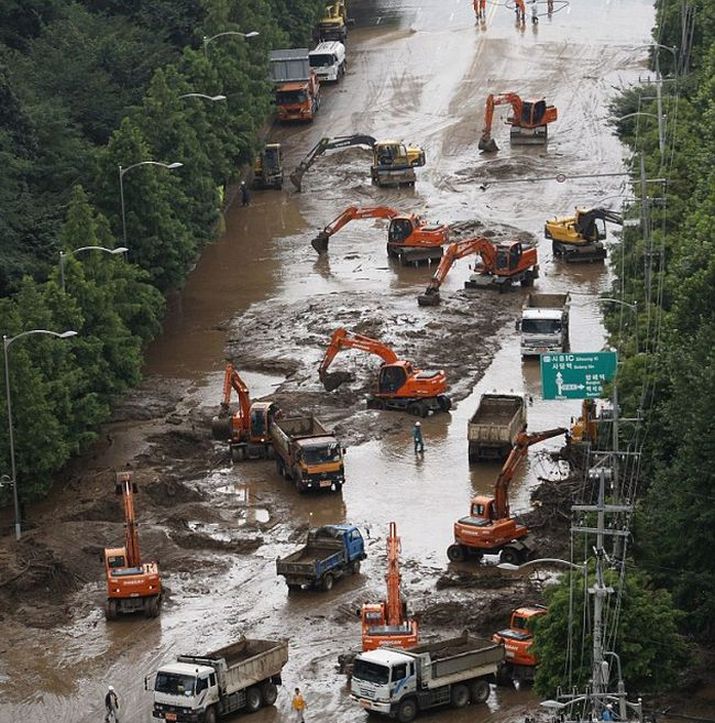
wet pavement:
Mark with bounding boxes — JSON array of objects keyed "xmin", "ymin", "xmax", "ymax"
[{"xmin": 0, "ymin": 1, "xmax": 660, "ymax": 721}]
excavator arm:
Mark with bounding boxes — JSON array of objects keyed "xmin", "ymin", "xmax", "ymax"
[
  {"xmin": 311, "ymin": 205, "xmax": 401, "ymax": 254},
  {"xmin": 221, "ymin": 362, "xmax": 252, "ymax": 422},
  {"xmin": 290, "ymin": 134, "xmax": 377, "ymax": 191},
  {"xmin": 494, "ymin": 427, "xmax": 567, "ymax": 519},
  {"xmin": 385, "ymin": 521, "xmax": 405, "ymax": 626},
  {"xmin": 575, "ymin": 208, "xmax": 623, "ymax": 239},
  {"xmin": 319, "ymin": 327, "xmax": 399, "ymax": 391},
  {"xmin": 418, "ymin": 236, "xmax": 495, "ymax": 305},
  {"xmin": 116, "ymin": 471, "xmax": 141, "ymax": 568}
]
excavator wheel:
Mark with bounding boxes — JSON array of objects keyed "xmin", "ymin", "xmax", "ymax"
[
  {"xmin": 106, "ymin": 599, "xmax": 119, "ymax": 621},
  {"xmin": 417, "ymin": 291, "xmax": 440, "ymax": 306},
  {"xmin": 437, "ymin": 395, "xmax": 452, "ymax": 412},
  {"xmin": 408, "ymin": 402, "xmax": 428, "ymax": 418},
  {"xmin": 500, "ymin": 547, "xmax": 520, "ymax": 565},
  {"xmin": 478, "ymin": 136, "xmax": 499, "ymax": 154},
  {"xmin": 520, "ymin": 271, "xmax": 535, "ymax": 287},
  {"xmin": 447, "ymin": 544, "xmax": 466, "ymax": 562},
  {"xmin": 367, "ymin": 397, "xmax": 386, "ymax": 411}
]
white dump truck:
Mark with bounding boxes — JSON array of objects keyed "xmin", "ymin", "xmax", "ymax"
[
  {"xmin": 149, "ymin": 638, "xmax": 288, "ymax": 722},
  {"xmin": 351, "ymin": 633, "xmax": 504, "ymax": 722},
  {"xmin": 519, "ymin": 292, "xmax": 571, "ymax": 357},
  {"xmin": 468, "ymin": 394, "xmax": 527, "ymax": 462}
]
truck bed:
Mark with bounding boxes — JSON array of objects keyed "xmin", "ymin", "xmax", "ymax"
[
  {"xmin": 273, "ymin": 415, "xmax": 329, "ymax": 439},
  {"xmin": 524, "ymin": 292, "xmax": 569, "ymax": 309},
  {"xmin": 469, "ymin": 396, "xmax": 523, "ymax": 425},
  {"xmin": 281, "ymin": 542, "xmax": 342, "ymax": 564}
]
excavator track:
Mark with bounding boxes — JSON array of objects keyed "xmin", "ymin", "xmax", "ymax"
[{"xmin": 553, "ymin": 240, "xmax": 607, "ymax": 263}]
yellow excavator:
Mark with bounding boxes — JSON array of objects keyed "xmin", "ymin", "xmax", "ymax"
[
  {"xmin": 289, "ymin": 135, "xmax": 426, "ymax": 191},
  {"xmin": 252, "ymin": 144, "xmax": 284, "ymax": 190},
  {"xmin": 545, "ymin": 207, "xmax": 623, "ymax": 262},
  {"xmin": 319, "ymin": 1, "xmax": 349, "ymax": 42}
]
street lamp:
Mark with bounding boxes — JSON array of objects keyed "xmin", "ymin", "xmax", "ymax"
[
  {"xmin": 3, "ymin": 329, "xmax": 78, "ymax": 540},
  {"xmin": 178, "ymin": 93, "xmax": 227, "ymax": 102},
  {"xmin": 59, "ymin": 246, "xmax": 129, "ymax": 292},
  {"xmin": 118, "ymin": 161, "xmax": 183, "ymax": 246},
  {"xmin": 613, "ymin": 111, "xmax": 664, "ymax": 160},
  {"xmin": 203, "ymin": 30, "xmax": 259, "ymax": 58},
  {"xmin": 601, "ymin": 298, "xmax": 638, "ymax": 355}
]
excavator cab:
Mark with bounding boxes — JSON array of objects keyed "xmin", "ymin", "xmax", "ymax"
[
  {"xmin": 470, "ymin": 496, "xmax": 497, "ymax": 524},
  {"xmin": 494, "ymin": 242, "xmax": 523, "ymax": 273},
  {"xmin": 378, "ymin": 364, "xmax": 408, "ymax": 394},
  {"xmin": 522, "ymin": 100, "xmax": 546, "ymax": 125},
  {"xmin": 388, "ymin": 217, "xmax": 416, "ymax": 243}
]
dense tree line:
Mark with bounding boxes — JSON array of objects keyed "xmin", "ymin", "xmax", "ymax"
[
  {"xmin": 0, "ymin": 0, "xmax": 327, "ymax": 503},
  {"xmin": 534, "ymin": 0, "xmax": 715, "ymax": 699}
]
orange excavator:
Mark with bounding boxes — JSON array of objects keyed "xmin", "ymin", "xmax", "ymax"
[
  {"xmin": 311, "ymin": 205, "xmax": 449, "ymax": 265},
  {"xmin": 478, "ymin": 93, "xmax": 558, "ymax": 153},
  {"xmin": 447, "ymin": 427, "xmax": 566, "ymax": 564},
  {"xmin": 361, "ymin": 521, "xmax": 419, "ymax": 651},
  {"xmin": 211, "ymin": 362, "xmax": 279, "ymax": 462},
  {"xmin": 493, "ymin": 605, "xmax": 548, "ymax": 684},
  {"xmin": 318, "ymin": 327, "xmax": 451, "ymax": 417},
  {"xmin": 103, "ymin": 471, "xmax": 162, "ymax": 620},
  {"xmin": 417, "ymin": 236, "xmax": 539, "ymax": 305}
]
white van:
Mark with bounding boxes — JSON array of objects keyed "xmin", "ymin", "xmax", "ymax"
[{"xmin": 309, "ymin": 41, "xmax": 346, "ymax": 82}]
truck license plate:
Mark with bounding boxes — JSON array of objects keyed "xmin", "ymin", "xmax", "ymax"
[
  {"xmin": 165, "ymin": 714, "xmax": 177, "ymax": 722},
  {"xmin": 360, "ymin": 700, "xmax": 371, "ymax": 709},
  {"xmin": 319, "ymin": 479, "xmax": 332, "ymax": 488}
]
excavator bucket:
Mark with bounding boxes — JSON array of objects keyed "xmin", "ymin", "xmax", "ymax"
[
  {"xmin": 320, "ymin": 371, "xmax": 354, "ymax": 392},
  {"xmin": 289, "ymin": 169, "xmax": 304, "ymax": 192},
  {"xmin": 210, "ymin": 415, "xmax": 233, "ymax": 441},
  {"xmin": 478, "ymin": 135, "xmax": 499, "ymax": 153},
  {"xmin": 311, "ymin": 231, "xmax": 330, "ymax": 254},
  {"xmin": 417, "ymin": 289, "xmax": 441, "ymax": 306}
]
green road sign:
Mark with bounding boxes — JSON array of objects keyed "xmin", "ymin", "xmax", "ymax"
[{"xmin": 540, "ymin": 352, "xmax": 617, "ymax": 400}]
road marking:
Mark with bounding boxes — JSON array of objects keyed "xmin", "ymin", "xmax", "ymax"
[{"xmin": 376, "ymin": 16, "xmax": 382, "ymax": 25}]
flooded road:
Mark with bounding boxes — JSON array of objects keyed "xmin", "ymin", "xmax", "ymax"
[{"xmin": 0, "ymin": 1, "xmax": 658, "ymax": 722}]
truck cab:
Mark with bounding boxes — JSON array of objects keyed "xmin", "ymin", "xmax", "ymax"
[
  {"xmin": 152, "ymin": 662, "xmax": 218, "ymax": 721},
  {"xmin": 520, "ymin": 309, "xmax": 566, "ymax": 355},
  {"xmin": 352, "ymin": 648, "xmax": 417, "ymax": 716},
  {"xmin": 309, "ymin": 41, "xmax": 346, "ymax": 82},
  {"xmin": 492, "ymin": 605, "xmax": 547, "ymax": 682}
]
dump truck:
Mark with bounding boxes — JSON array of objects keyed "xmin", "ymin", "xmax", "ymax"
[
  {"xmin": 150, "ymin": 638, "xmax": 288, "ymax": 722},
  {"xmin": 276, "ymin": 524, "xmax": 366, "ymax": 591},
  {"xmin": 351, "ymin": 633, "xmax": 504, "ymax": 722},
  {"xmin": 519, "ymin": 292, "xmax": 570, "ymax": 357},
  {"xmin": 468, "ymin": 394, "xmax": 527, "ymax": 462},
  {"xmin": 270, "ymin": 415, "xmax": 345, "ymax": 492},
  {"xmin": 269, "ymin": 49, "xmax": 320, "ymax": 122}
]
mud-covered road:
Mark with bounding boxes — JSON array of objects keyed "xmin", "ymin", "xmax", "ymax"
[{"xmin": 0, "ymin": 1, "xmax": 659, "ymax": 721}]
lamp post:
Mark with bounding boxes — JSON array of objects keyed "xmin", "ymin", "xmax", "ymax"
[
  {"xmin": 613, "ymin": 111, "xmax": 664, "ymax": 161},
  {"xmin": 202, "ymin": 30, "xmax": 259, "ymax": 58},
  {"xmin": 118, "ymin": 161, "xmax": 183, "ymax": 246},
  {"xmin": 3, "ymin": 329, "xmax": 78, "ymax": 540},
  {"xmin": 601, "ymin": 298, "xmax": 638, "ymax": 355},
  {"xmin": 178, "ymin": 93, "xmax": 227, "ymax": 102},
  {"xmin": 59, "ymin": 246, "xmax": 129, "ymax": 293}
]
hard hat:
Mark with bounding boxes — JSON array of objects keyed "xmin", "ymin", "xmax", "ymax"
[
  {"xmin": 415, "ymin": 421, "xmax": 421, "ymax": 426},
  {"xmin": 108, "ymin": 685, "xmax": 114, "ymax": 691},
  {"xmin": 606, "ymin": 704, "xmax": 613, "ymax": 710}
]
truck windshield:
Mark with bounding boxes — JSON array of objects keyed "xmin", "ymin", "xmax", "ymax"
[
  {"xmin": 353, "ymin": 659, "xmax": 390, "ymax": 685},
  {"xmin": 522, "ymin": 319, "xmax": 561, "ymax": 334},
  {"xmin": 155, "ymin": 672, "xmax": 196, "ymax": 696},
  {"xmin": 309, "ymin": 54, "xmax": 336, "ymax": 67},
  {"xmin": 276, "ymin": 91, "xmax": 307, "ymax": 104},
  {"xmin": 301, "ymin": 444, "xmax": 342, "ymax": 464}
]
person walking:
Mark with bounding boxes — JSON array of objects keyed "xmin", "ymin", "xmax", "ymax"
[
  {"xmin": 515, "ymin": 0, "xmax": 526, "ymax": 23},
  {"xmin": 240, "ymin": 181, "xmax": 251, "ymax": 207},
  {"xmin": 104, "ymin": 685, "xmax": 120, "ymax": 722},
  {"xmin": 530, "ymin": 0, "xmax": 539, "ymax": 24},
  {"xmin": 291, "ymin": 687, "xmax": 306, "ymax": 722},
  {"xmin": 413, "ymin": 421, "xmax": 424, "ymax": 454}
]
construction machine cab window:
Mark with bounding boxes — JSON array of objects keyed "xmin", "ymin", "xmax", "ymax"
[
  {"xmin": 300, "ymin": 443, "xmax": 342, "ymax": 464},
  {"xmin": 309, "ymin": 53, "xmax": 337, "ymax": 67},
  {"xmin": 353, "ymin": 659, "xmax": 390, "ymax": 685},
  {"xmin": 379, "ymin": 366, "xmax": 407, "ymax": 393},
  {"xmin": 472, "ymin": 501, "xmax": 495, "ymax": 521},
  {"xmin": 389, "ymin": 219, "xmax": 413, "ymax": 242},
  {"xmin": 107, "ymin": 554, "xmax": 126, "ymax": 568},
  {"xmin": 154, "ymin": 672, "xmax": 196, "ymax": 696},
  {"xmin": 522, "ymin": 318, "xmax": 562, "ymax": 334},
  {"xmin": 250, "ymin": 409, "xmax": 266, "ymax": 435},
  {"xmin": 276, "ymin": 90, "xmax": 307, "ymax": 105},
  {"xmin": 392, "ymin": 664, "xmax": 407, "ymax": 681},
  {"xmin": 523, "ymin": 100, "xmax": 546, "ymax": 124}
]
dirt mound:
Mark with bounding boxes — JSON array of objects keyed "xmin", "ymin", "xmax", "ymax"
[
  {"xmin": 435, "ymin": 570, "xmax": 514, "ymax": 590},
  {"xmin": 524, "ymin": 475, "xmax": 580, "ymax": 559},
  {"xmin": 146, "ymin": 429, "xmax": 212, "ymax": 461},
  {"xmin": 64, "ymin": 494, "xmax": 121, "ymax": 522},
  {"xmin": 172, "ymin": 531, "xmax": 263, "ymax": 553},
  {"xmin": 144, "ymin": 477, "xmax": 204, "ymax": 506},
  {"xmin": 111, "ymin": 377, "xmax": 184, "ymax": 421}
]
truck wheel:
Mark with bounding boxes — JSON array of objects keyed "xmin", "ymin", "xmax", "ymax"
[
  {"xmin": 350, "ymin": 561, "xmax": 361, "ymax": 575},
  {"xmin": 321, "ymin": 573, "xmax": 335, "ymax": 592},
  {"xmin": 245, "ymin": 685, "xmax": 262, "ymax": 712},
  {"xmin": 397, "ymin": 698, "xmax": 418, "ymax": 722},
  {"xmin": 261, "ymin": 681, "xmax": 278, "ymax": 706},
  {"xmin": 451, "ymin": 683, "xmax": 469, "ymax": 708},
  {"xmin": 500, "ymin": 547, "xmax": 519, "ymax": 566},
  {"xmin": 203, "ymin": 706, "xmax": 217, "ymax": 723},
  {"xmin": 231, "ymin": 445, "xmax": 245, "ymax": 463},
  {"xmin": 469, "ymin": 679, "xmax": 491, "ymax": 704},
  {"xmin": 287, "ymin": 584, "xmax": 302, "ymax": 593},
  {"xmin": 275, "ymin": 457, "xmax": 285, "ymax": 477},
  {"xmin": 447, "ymin": 544, "xmax": 465, "ymax": 562}
]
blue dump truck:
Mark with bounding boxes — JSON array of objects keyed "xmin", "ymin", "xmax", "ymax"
[{"xmin": 276, "ymin": 524, "xmax": 366, "ymax": 592}]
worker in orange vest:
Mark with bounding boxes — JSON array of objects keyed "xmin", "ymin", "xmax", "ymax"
[
  {"xmin": 292, "ymin": 688, "xmax": 306, "ymax": 722},
  {"xmin": 515, "ymin": 0, "xmax": 526, "ymax": 23},
  {"xmin": 474, "ymin": 0, "xmax": 486, "ymax": 18}
]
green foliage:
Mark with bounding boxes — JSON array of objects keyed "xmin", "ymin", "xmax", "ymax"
[
  {"xmin": 604, "ymin": 4, "xmax": 715, "ymax": 643},
  {"xmin": 533, "ymin": 569, "xmax": 690, "ymax": 697}
]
